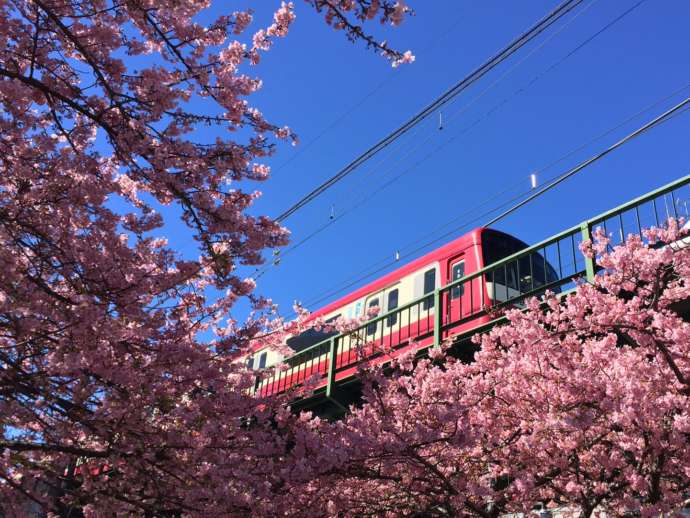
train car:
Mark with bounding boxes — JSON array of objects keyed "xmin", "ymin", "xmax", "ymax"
[{"xmin": 247, "ymin": 227, "xmax": 559, "ymax": 396}]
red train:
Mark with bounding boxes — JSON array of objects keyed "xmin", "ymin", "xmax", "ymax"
[
  {"xmin": 248, "ymin": 227, "xmax": 559, "ymax": 397},
  {"xmin": 69, "ymin": 228, "xmax": 559, "ymax": 479}
]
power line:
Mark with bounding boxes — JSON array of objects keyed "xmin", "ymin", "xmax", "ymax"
[
  {"xmin": 274, "ymin": 0, "xmax": 585, "ymax": 222},
  {"xmin": 338, "ymin": 0, "xmax": 647, "ymax": 213},
  {"xmin": 378, "ymin": 96, "xmax": 690, "ymax": 263},
  {"xmin": 260, "ymin": 0, "xmax": 591, "ymax": 271},
  {"xmin": 340, "ymin": 0, "xmax": 647, "ymax": 207},
  {"xmin": 257, "ymin": 0, "xmax": 650, "ymax": 280},
  {"xmin": 516, "ymin": 0, "xmax": 647, "ymax": 94}
]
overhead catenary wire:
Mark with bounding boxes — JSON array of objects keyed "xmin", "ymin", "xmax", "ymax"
[
  {"xmin": 404, "ymin": 81, "xmax": 690, "ymax": 252},
  {"xmin": 263, "ymin": 75, "xmax": 688, "ymax": 294},
  {"xmin": 256, "ymin": 0, "xmax": 650, "ymax": 280},
  {"xmin": 260, "ymin": 0, "xmax": 593, "ymax": 271},
  {"xmin": 274, "ymin": 0, "xmax": 585, "ymax": 222},
  {"xmin": 333, "ymin": 0, "xmax": 598, "ymax": 216}
]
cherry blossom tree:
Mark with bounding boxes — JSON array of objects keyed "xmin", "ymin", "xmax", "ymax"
[
  {"xmin": 7, "ymin": 1, "xmax": 688, "ymax": 516},
  {"xmin": 288, "ymin": 222, "xmax": 690, "ymax": 517},
  {"xmin": 0, "ymin": 0, "xmax": 411, "ymax": 515}
]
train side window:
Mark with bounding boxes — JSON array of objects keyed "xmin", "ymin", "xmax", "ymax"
[
  {"xmin": 246, "ymin": 355, "xmax": 255, "ymax": 370},
  {"xmin": 450, "ymin": 261, "xmax": 465, "ymax": 300},
  {"xmin": 386, "ymin": 289, "xmax": 399, "ymax": 327},
  {"xmin": 422, "ymin": 268, "xmax": 435, "ymax": 310},
  {"xmin": 258, "ymin": 352, "xmax": 267, "ymax": 369},
  {"xmin": 366, "ymin": 297, "xmax": 380, "ymax": 335}
]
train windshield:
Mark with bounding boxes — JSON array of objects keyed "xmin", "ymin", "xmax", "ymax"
[{"xmin": 482, "ymin": 230, "xmax": 559, "ymax": 298}]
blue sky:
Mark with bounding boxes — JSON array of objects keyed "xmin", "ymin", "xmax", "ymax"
[{"xmin": 163, "ymin": 1, "xmax": 690, "ymax": 321}]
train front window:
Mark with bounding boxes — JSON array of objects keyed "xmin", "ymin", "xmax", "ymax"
[
  {"xmin": 258, "ymin": 352, "xmax": 267, "ymax": 369},
  {"xmin": 450, "ymin": 261, "xmax": 465, "ymax": 299},
  {"xmin": 422, "ymin": 268, "xmax": 435, "ymax": 310},
  {"xmin": 483, "ymin": 231, "xmax": 528, "ymax": 267},
  {"xmin": 246, "ymin": 356, "xmax": 255, "ymax": 370},
  {"xmin": 517, "ymin": 252, "xmax": 560, "ymax": 292}
]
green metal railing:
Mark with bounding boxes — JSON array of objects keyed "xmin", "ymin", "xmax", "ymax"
[{"xmin": 257, "ymin": 173, "xmax": 690, "ymax": 401}]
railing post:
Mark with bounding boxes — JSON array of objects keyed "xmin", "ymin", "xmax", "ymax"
[
  {"xmin": 326, "ymin": 337, "xmax": 337, "ymax": 399},
  {"xmin": 433, "ymin": 288, "xmax": 442, "ymax": 347},
  {"xmin": 326, "ymin": 337, "xmax": 346, "ymax": 413},
  {"xmin": 580, "ymin": 222, "xmax": 596, "ymax": 282}
]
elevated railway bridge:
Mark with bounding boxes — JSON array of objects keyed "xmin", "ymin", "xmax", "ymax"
[{"xmin": 257, "ymin": 174, "xmax": 690, "ymax": 418}]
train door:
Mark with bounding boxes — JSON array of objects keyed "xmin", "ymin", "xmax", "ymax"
[
  {"xmin": 410, "ymin": 264, "xmax": 438, "ymax": 338},
  {"xmin": 382, "ymin": 283, "xmax": 401, "ymax": 349},
  {"xmin": 445, "ymin": 254, "xmax": 469, "ymax": 323},
  {"xmin": 363, "ymin": 291, "xmax": 384, "ymax": 357}
]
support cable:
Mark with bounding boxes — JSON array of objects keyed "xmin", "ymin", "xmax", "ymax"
[{"xmin": 258, "ymin": 0, "xmax": 644, "ymax": 278}]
